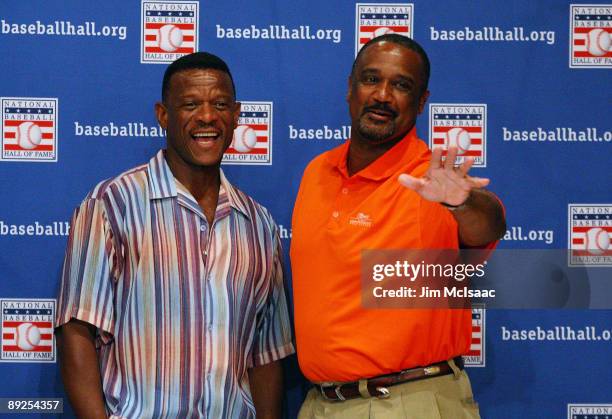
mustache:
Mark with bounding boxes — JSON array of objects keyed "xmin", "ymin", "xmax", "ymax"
[{"xmin": 362, "ymin": 103, "xmax": 398, "ymax": 118}]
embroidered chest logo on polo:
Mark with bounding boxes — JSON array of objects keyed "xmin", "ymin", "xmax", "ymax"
[{"xmin": 349, "ymin": 212, "xmax": 373, "ymax": 228}]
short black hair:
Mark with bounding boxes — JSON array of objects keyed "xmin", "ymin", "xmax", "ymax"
[
  {"xmin": 351, "ymin": 34, "xmax": 430, "ymax": 94},
  {"xmin": 161, "ymin": 52, "xmax": 236, "ymax": 102}
]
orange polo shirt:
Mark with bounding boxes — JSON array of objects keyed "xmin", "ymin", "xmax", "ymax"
[{"xmin": 291, "ymin": 128, "xmax": 474, "ymax": 383}]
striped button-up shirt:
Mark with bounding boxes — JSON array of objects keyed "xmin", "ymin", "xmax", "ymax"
[{"xmin": 56, "ymin": 150, "xmax": 294, "ymax": 418}]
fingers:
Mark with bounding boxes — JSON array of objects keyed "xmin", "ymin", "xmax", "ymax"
[
  {"xmin": 457, "ymin": 157, "xmax": 475, "ymax": 177},
  {"xmin": 444, "ymin": 147, "xmax": 458, "ymax": 170},
  {"xmin": 398, "ymin": 173, "xmax": 425, "ymax": 191},
  {"xmin": 430, "ymin": 147, "xmax": 443, "ymax": 170},
  {"xmin": 466, "ymin": 176, "xmax": 490, "ymax": 188}
]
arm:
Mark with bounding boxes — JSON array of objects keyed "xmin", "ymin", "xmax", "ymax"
[
  {"xmin": 398, "ymin": 146, "xmax": 506, "ymax": 246},
  {"xmin": 447, "ymin": 188, "xmax": 505, "ymax": 246},
  {"xmin": 248, "ymin": 360, "xmax": 283, "ymax": 419},
  {"xmin": 56, "ymin": 319, "xmax": 107, "ymax": 419},
  {"xmin": 248, "ymin": 220, "xmax": 295, "ymax": 418}
]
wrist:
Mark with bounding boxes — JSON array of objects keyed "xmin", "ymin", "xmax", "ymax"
[
  {"xmin": 440, "ymin": 201, "xmax": 466, "ymax": 211},
  {"xmin": 441, "ymin": 193, "xmax": 474, "ymax": 212}
]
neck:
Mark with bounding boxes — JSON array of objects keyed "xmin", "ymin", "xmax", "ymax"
[
  {"xmin": 164, "ymin": 151, "xmax": 221, "ymax": 224},
  {"xmin": 347, "ymin": 130, "xmax": 406, "ymax": 177}
]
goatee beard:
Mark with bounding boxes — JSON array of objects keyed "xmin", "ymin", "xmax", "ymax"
[{"xmin": 357, "ymin": 118, "xmax": 396, "ymax": 143}]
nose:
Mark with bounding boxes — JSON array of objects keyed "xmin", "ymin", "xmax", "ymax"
[
  {"xmin": 194, "ymin": 102, "xmax": 217, "ymax": 125},
  {"xmin": 372, "ymin": 80, "xmax": 392, "ymax": 103}
]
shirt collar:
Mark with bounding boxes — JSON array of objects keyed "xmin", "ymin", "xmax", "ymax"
[
  {"xmin": 328, "ymin": 127, "xmax": 419, "ymax": 181},
  {"xmin": 147, "ymin": 149, "xmax": 251, "ymax": 219}
]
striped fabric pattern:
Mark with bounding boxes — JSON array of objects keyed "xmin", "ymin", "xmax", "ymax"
[{"xmin": 56, "ymin": 150, "xmax": 294, "ymax": 418}]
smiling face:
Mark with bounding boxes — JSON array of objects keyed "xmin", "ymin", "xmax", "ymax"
[
  {"xmin": 348, "ymin": 41, "xmax": 429, "ymax": 146},
  {"xmin": 155, "ymin": 68, "xmax": 240, "ymax": 176}
]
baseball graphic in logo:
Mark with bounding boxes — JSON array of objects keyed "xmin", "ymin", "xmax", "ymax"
[
  {"xmin": 15, "ymin": 323, "xmax": 41, "ymax": 351},
  {"xmin": 585, "ymin": 227, "xmax": 611, "ymax": 255},
  {"xmin": 158, "ymin": 24, "xmax": 184, "ymax": 52},
  {"xmin": 371, "ymin": 26, "xmax": 394, "ymax": 38},
  {"xmin": 445, "ymin": 127, "xmax": 472, "ymax": 155},
  {"xmin": 586, "ymin": 28, "xmax": 611, "ymax": 56},
  {"xmin": 16, "ymin": 122, "xmax": 43, "ymax": 150},
  {"xmin": 232, "ymin": 125, "xmax": 258, "ymax": 153}
]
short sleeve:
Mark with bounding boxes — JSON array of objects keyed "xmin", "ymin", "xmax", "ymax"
[
  {"xmin": 55, "ymin": 197, "xmax": 119, "ymax": 343},
  {"xmin": 250, "ymin": 224, "xmax": 295, "ymax": 367}
]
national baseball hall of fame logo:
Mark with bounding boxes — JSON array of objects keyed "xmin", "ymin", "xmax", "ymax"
[
  {"xmin": 223, "ymin": 102, "xmax": 273, "ymax": 166},
  {"xmin": 1, "ymin": 97, "xmax": 58, "ymax": 163},
  {"xmin": 463, "ymin": 304, "xmax": 486, "ymax": 368},
  {"xmin": 567, "ymin": 404, "xmax": 612, "ymax": 419},
  {"xmin": 429, "ymin": 104, "xmax": 487, "ymax": 168},
  {"xmin": 568, "ymin": 204, "xmax": 612, "ymax": 267},
  {"xmin": 141, "ymin": 1, "xmax": 199, "ymax": 64},
  {"xmin": 355, "ymin": 3, "xmax": 413, "ymax": 55},
  {"xmin": 569, "ymin": 4, "xmax": 612, "ymax": 68},
  {"xmin": 1, "ymin": 299, "xmax": 56, "ymax": 363}
]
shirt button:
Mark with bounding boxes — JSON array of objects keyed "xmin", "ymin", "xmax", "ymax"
[
  {"xmin": 200, "ymin": 225, "xmax": 206, "ymax": 232},
  {"xmin": 208, "ymin": 324, "xmax": 213, "ymax": 331},
  {"xmin": 203, "ymin": 249, "xmax": 208, "ymax": 256},
  {"xmin": 332, "ymin": 211, "xmax": 339, "ymax": 218},
  {"xmin": 341, "ymin": 188, "xmax": 349, "ymax": 194}
]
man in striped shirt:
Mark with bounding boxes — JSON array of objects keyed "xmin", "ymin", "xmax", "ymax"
[{"xmin": 55, "ymin": 52, "xmax": 294, "ymax": 418}]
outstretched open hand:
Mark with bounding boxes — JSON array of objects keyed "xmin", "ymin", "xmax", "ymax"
[{"xmin": 398, "ymin": 147, "xmax": 489, "ymax": 206}]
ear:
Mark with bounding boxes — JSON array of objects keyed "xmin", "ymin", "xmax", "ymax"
[
  {"xmin": 417, "ymin": 90, "xmax": 430, "ymax": 115},
  {"xmin": 346, "ymin": 76, "xmax": 353, "ymax": 103},
  {"xmin": 155, "ymin": 102, "xmax": 168, "ymax": 130},
  {"xmin": 232, "ymin": 101, "xmax": 241, "ymax": 129}
]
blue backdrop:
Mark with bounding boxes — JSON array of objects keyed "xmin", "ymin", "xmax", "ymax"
[{"xmin": 0, "ymin": 1, "xmax": 610, "ymax": 418}]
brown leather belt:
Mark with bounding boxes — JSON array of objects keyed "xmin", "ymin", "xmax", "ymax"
[{"xmin": 316, "ymin": 357, "xmax": 463, "ymax": 401}]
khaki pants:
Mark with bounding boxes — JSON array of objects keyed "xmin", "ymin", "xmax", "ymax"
[{"xmin": 298, "ymin": 364, "xmax": 480, "ymax": 419}]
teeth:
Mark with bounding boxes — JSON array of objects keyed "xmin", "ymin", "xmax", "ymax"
[{"xmin": 193, "ymin": 132, "xmax": 217, "ymax": 138}]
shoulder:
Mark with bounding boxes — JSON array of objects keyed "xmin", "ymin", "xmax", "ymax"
[
  {"xmin": 225, "ymin": 181, "xmax": 279, "ymax": 235},
  {"xmin": 302, "ymin": 142, "xmax": 346, "ymax": 181},
  {"xmin": 398, "ymin": 135, "xmax": 432, "ymax": 177},
  {"xmin": 79, "ymin": 162, "xmax": 149, "ymax": 216}
]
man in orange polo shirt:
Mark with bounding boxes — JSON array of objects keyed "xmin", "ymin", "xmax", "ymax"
[{"xmin": 290, "ymin": 34, "xmax": 506, "ymax": 418}]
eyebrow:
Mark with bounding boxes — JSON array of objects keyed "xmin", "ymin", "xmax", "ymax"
[
  {"xmin": 176, "ymin": 91, "xmax": 234, "ymax": 100},
  {"xmin": 360, "ymin": 68, "xmax": 415, "ymax": 82}
]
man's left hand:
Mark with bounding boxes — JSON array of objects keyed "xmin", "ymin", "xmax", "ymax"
[{"xmin": 397, "ymin": 146, "xmax": 489, "ymax": 206}]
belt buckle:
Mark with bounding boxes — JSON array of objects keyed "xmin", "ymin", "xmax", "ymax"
[
  {"xmin": 424, "ymin": 366, "xmax": 441, "ymax": 375},
  {"xmin": 319, "ymin": 384, "xmax": 346, "ymax": 401},
  {"xmin": 374, "ymin": 386, "xmax": 390, "ymax": 399}
]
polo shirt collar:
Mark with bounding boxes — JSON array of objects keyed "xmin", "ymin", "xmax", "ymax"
[
  {"xmin": 329, "ymin": 127, "xmax": 418, "ymax": 181},
  {"xmin": 146, "ymin": 149, "xmax": 250, "ymax": 219}
]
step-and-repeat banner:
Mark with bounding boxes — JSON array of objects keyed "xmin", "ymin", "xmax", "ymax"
[{"xmin": 1, "ymin": 1, "xmax": 610, "ymax": 418}]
